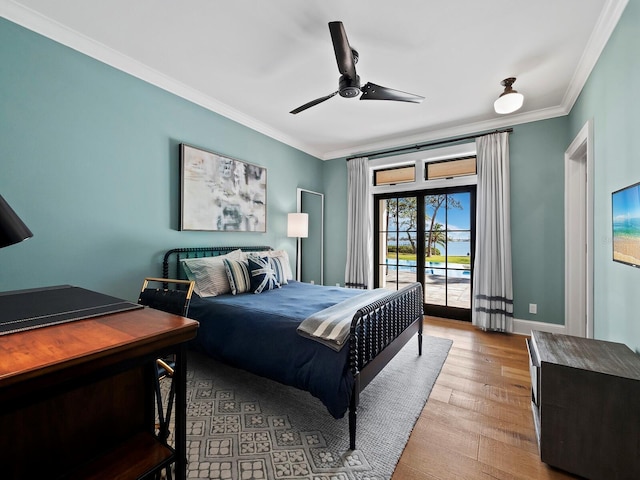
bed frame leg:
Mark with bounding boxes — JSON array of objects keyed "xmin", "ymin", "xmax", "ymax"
[
  {"xmin": 349, "ymin": 405, "xmax": 357, "ymax": 450},
  {"xmin": 418, "ymin": 317, "xmax": 423, "ymax": 356},
  {"xmin": 349, "ymin": 377, "xmax": 360, "ymax": 450}
]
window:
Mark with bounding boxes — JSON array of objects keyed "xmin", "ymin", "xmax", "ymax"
[
  {"xmin": 370, "ymin": 142, "xmax": 477, "ymax": 195},
  {"xmin": 426, "ymin": 156, "xmax": 476, "ymax": 180},
  {"xmin": 374, "ymin": 165, "xmax": 415, "ymax": 186},
  {"xmin": 370, "ymin": 143, "xmax": 477, "ymax": 322}
]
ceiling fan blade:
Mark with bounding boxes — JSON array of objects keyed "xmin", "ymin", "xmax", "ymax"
[
  {"xmin": 290, "ymin": 91, "xmax": 339, "ymax": 114},
  {"xmin": 328, "ymin": 21, "xmax": 356, "ymax": 78},
  {"xmin": 360, "ymin": 82, "xmax": 424, "ymax": 103}
]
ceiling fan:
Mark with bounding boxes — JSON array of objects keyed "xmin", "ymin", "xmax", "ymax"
[{"xmin": 290, "ymin": 21, "xmax": 425, "ymax": 114}]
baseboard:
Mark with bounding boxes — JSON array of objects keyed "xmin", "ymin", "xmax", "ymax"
[{"xmin": 512, "ymin": 318, "xmax": 566, "ymax": 336}]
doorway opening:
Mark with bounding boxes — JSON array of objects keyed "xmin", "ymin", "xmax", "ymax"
[
  {"xmin": 564, "ymin": 120, "xmax": 594, "ymax": 338},
  {"xmin": 374, "ymin": 186, "xmax": 475, "ymax": 321}
]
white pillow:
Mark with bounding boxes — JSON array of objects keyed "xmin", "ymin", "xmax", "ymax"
[
  {"xmin": 181, "ymin": 249, "xmax": 244, "ymax": 297},
  {"xmin": 242, "ymin": 249, "xmax": 293, "ymax": 281}
]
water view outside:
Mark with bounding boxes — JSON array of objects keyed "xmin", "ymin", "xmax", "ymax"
[{"xmin": 378, "ymin": 192, "xmax": 472, "ymax": 309}]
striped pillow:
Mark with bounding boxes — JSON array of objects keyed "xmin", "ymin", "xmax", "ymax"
[
  {"xmin": 223, "ymin": 258, "xmax": 251, "ymax": 295},
  {"xmin": 181, "ymin": 249, "xmax": 244, "ymax": 297},
  {"xmin": 269, "ymin": 256, "xmax": 289, "ymax": 285}
]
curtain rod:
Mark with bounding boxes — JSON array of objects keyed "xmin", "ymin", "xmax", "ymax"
[{"xmin": 346, "ymin": 127, "xmax": 514, "ymax": 161}]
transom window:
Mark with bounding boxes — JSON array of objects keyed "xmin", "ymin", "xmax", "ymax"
[
  {"xmin": 374, "ymin": 165, "xmax": 415, "ymax": 186},
  {"xmin": 426, "ymin": 156, "xmax": 476, "ymax": 180}
]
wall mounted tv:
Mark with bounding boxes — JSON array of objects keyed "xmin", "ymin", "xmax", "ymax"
[{"xmin": 612, "ymin": 181, "xmax": 640, "ymax": 268}]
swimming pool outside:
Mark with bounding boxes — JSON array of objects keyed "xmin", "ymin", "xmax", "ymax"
[
  {"xmin": 380, "ymin": 262, "xmax": 471, "ymax": 309},
  {"xmin": 384, "ymin": 259, "xmax": 471, "ymax": 277}
]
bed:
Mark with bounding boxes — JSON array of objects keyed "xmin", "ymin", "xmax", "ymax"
[{"xmin": 161, "ymin": 245, "xmax": 423, "ymax": 450}]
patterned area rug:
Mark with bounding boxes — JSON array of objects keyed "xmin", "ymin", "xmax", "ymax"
[{"xmin": 178, "ymin": 335, "xmax": 452, "ymax": 479}]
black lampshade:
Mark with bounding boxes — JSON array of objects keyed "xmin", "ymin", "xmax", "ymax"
[{"xmin": 0, "ymin": 195, "xmax": 33, "ymax": 249}]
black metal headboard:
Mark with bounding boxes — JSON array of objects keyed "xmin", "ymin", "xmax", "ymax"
[{"xmin": 162, "ymin": 246, "xmax": 272, "ymax": 280}]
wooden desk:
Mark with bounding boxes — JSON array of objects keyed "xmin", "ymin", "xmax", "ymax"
[{"xmin": 0, "ymin": 306, "xmax": 198, "ymax": 479}]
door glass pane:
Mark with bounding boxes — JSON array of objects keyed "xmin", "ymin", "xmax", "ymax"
[
  {"xmin": 382, "ymin": 197, "xmax": 418, "ymax": 292},
  {"xmin": 387, "ymin": 197, "xmax": 398, "ymax": 208},
  {"xmin": 384, "ymin": 266, "xmax": 398, "ymax": 290},
  {"xmin": 424, "ymin": 268, "xmax": 446, "ymax": 305},
  {"xmin": 423, "ymin": 191, "xmax": 473, "ymax": 310},
  {"xmin": 446, "ymin": 192, "xmax": 470, "ymax": 230},
  {"xmin": 446, "ymin": 231, "xmax": 471, "ymax": 267},
  {"xmin": 397, "ymin": 266, "xmax": 417, "ymax": 291},
  {"xmin": 397, "ymin": 198, "xmax": 417, "ymax": 255},
  {"xmin": 447, "ymin": 269, "xmax": 471, "ymax": 308},
  {"xmin": 385, "ymin": 231, "xmax": 398, "ymax": 258},
  {"xmin": 425, "ymin": 195, "xmax": 447, "ymax": 227},
  {"xmin": 425, "ymin": 194, "xmax": 447, "ymax": 259}
]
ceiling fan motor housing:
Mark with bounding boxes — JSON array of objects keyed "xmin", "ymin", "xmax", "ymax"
[{"xmin": 339, "ymin": 74, "xmax": 361, "ymax": 98}]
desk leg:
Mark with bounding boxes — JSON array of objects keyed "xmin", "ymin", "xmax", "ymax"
[{"xmin": 174, "ymin": 344, "xmax": 187, "ymax": 480}]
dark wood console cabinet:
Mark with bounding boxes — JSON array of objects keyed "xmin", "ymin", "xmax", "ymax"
[
  {"xmin": 527, "ymin": 330, "xmax": 640, "ymax": 479},
  {"xmin": 0, "ymin": 306, "xmax": 198, "ymax": 479}
]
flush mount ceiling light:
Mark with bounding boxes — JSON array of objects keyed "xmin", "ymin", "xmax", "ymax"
[{"xmin": 494, "ymin": 77, "xmax": 524, "ymax": 114}]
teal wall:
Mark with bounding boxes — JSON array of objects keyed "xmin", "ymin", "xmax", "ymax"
[
  {"xmin": 0, "ymin": 19, "xmax": 323, "ymax": 301},
  {"xmin": 568, "ymin": 0, "xmax": 640, "ymax": 351},
  {"xmin": 509, "ymin": 118, "xmax": 568, "ymax": 324},
  {"xmin": 322, "ymin": 118, "xmax": 570, "ymax": 325},
  {"xmin": 322, "ymin": 159, "xmax": 349, "ymax": 286}
]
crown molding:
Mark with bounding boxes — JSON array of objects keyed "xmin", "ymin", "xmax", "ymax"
[
  {"xmin": 561, "ymin": 0, "xmax": 629, "ymax": 109},
  {"xmin": 321, "ymin": 105, "xmax": 569, "ymax": 160}
]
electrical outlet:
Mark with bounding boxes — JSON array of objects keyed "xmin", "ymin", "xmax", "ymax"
[
  {"xmin": 529, "ymin": 303, "xmax": 537, "ymax": 314},
  {"xmin": 309, "ymin": 280, "xmax": 314, "ymax": 285}
]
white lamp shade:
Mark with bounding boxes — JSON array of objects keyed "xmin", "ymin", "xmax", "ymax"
[
  {"xmin": 287, "ymin": 213, "xmax": 308, "ymax": 238},
  {"xmin": 494, "ymin": 91, "xmax": 524, "ymax": 114}
]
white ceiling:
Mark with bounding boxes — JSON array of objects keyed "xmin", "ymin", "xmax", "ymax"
[{"xmin": 2, "ymin": 0, "xmax": 628, "ymax": 159}]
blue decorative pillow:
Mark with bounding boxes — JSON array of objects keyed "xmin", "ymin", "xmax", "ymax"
[
  {"xmin": 269, "ymin": 256, "xmax": 289, "ymax": 285},
  {"xmin": 223, "ymin": 258, "xmax": 251, "ymax": 295},
  {"xmin": 248, "ymin": 256, "xmax": 281, "ymax": 293}
]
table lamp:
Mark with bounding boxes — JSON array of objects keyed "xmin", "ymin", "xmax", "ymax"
[
  {"xmin": 287, "ymin": 213, "xmax": 308, "ymax": 281},
  {"xmin": 0, "ymin": 195, "xmax": 33, "ymax": 249}
]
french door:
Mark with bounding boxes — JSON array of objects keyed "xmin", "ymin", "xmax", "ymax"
[{"xmin": 374, "ymin": 186, "xmax": 475, "ymax": 321}]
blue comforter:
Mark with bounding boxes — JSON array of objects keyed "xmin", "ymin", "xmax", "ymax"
[{"xmin": 187, "ymin": 281, "xmax": 365, "ymax": 418}]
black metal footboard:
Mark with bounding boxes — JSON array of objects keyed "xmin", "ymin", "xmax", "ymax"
[{"xmin": 348, "ymin": 282, "xmax": 424, "ymax": 450}]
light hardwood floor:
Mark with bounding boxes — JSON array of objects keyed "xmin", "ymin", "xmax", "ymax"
[{"xmin": 392, "ymin": 317, "xmax": 580, "ymax": 480}]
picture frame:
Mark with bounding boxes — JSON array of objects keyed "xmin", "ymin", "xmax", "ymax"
[
  {"xmin": 180, "ymin": 144, "xmax": 267, "ymax": 232},
  {"xmin": 612, "ymin": 180, "xmax": 640, "ymax": 268}
]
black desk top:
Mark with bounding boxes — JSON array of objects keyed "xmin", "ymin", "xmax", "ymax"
[{"xmin": 0, "ymin": 285, "xmax": 141, "ymax": 335}]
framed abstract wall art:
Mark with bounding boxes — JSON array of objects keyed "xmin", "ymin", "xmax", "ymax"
[{"xmin": 180, "ymin": 144, "xmax": 267, "ymax": 232}]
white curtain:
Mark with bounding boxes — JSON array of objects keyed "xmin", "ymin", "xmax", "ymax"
[
  {"xmin": 472, "ymin": 132, "xmax": 513, "ymax": 332},
  {"xmin": 345, "ymin": 156, "xmax": 372, "ymax": 288}
]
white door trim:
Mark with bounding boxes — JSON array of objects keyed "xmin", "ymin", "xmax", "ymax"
[{"xmin": 564, "ymin": 120, "xmax": 594, "ymax": 338}]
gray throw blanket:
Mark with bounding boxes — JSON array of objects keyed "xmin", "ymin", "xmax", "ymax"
[{"xmin": 297, "ymin": 288, "xmax": 391, "ymax": 351}]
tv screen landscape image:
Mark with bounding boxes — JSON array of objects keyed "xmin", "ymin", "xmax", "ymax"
[{"xmin": 612, "ymin": 181, "xmax": 640, "ymax": 268}]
